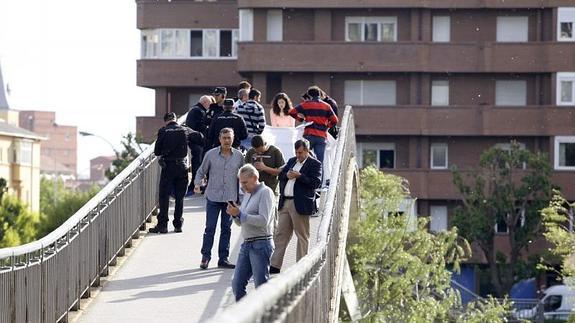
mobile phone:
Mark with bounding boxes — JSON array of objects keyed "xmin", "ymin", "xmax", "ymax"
[{"xmin": 228, "ymin": 200, "xmax": 236, "ymax": 206}]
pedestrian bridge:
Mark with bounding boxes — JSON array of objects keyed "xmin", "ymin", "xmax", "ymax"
[{"xmin": 0, "ymin": 107, "xmax": 360, "ymax": 323}]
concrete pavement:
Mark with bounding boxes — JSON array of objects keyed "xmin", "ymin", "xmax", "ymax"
[{"xmin": 75, "ymin": 195, "xmax": 320, "ymax": 323}]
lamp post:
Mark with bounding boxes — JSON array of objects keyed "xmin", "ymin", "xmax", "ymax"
[{"xmin": 79, "ymin": 131, "xmax": 119, "ymax": 157}]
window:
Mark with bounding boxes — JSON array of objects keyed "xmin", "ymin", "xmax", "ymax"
[
  {"xmin": 431, "ymin": 80, "xmax": 449, "ymax": 106},
  {"xmin": 495, "ymin": 142, "xmax": 527, "ymax": 169},
  {"xmin": 190, "ymin": 31, "xmax": 203, "ymax": 57},
  {"xmin": 344, "ymin": 80, "xmax": 396, "ymax": 105},
  {"xmin": 141, "ymin": 30, "xmax": 158, "ymax": 58},
  {"xmin": 555, "ymin": 136, "xmax": 575, "ymax": 170},
  {"xmin": 267, "ymin": 10, "xmax": 283, "ymax": 41},
  {"xmin": 495, "ymin": 80, "xmax": 527, "ymax": 106},
  {"xmin": 219, "ymin": 30, "xmax": 232, "ymax": 57},
  {"xmin": 495, "ymin": 209, "xmax": 525, "ymax": 234},
  {"xmin": 497, "ymin": 17, "xmax": 528, "ymax": 42},
  {"xmin": 430, "ymin": 143, "xmax": 448, "ymax": 169},
  {"xmin": 430, "ymin": 206, "xmax": 448, "ymax": 232},
  {"xmin": 239, "ymin": 9, "xmax": 254, "ymax": 42},
  {"xmin": 360, "ymin": 143, "xmax": 395, "ymax": 169},
  {"xmin": 432, "ymin": 16, "xmax": 451, "ymax": 42},
  {"xmin": 558, "ymin": 8, "xmax": 575, "ymax": 41},
  {"xmin": 160, "ymin": 29, "xmax": 189, "ymax": 57},
  {"xmin": 557, "ymin": 73, "xmax": 575, "ymax": 105},
  {"xmin": 140, "ymin": 29, "xmax": 238, "ymax": 59},
  {"xmin": 14, "ymin": 140, "xmax": 32, "ymax": 165},
  {"xmin": 203, "ymin": 29, "xmax": 218, "ymax": 57},
  {"xmin": 345, "ymin": 17, "xmax": 398, "ymax": 42},
  {"xmin": 544, "ymin": 295, "xmax": 563, "ymax": 312}
]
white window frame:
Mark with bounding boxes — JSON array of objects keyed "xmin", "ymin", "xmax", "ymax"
[
  {"xmin": 344, "ymin": 80, "xmax": 397, "ymax": 106},
  {"xmin": 554, "ymin": 136, "xmax": 575, "ymax": 170},
  {"xmin": 558, "ymin": 8, "xmax": 575, "ymax": 41},
  {"xmin": 430, "ymin": 205, "xmax": 448, "ymax": 232},
  {"xmin": 345, "ymin": 17, "xmax": 398, "ymax": 42},
  {"xmin": 358, "ymin": 142, "xmax": 396, "ymax": 169},
  {"xmin": 267, "ymin": 9, "xmax": 283, "ymax": 41},
  {"xmin": 557, "ymin": 72, "xmax": 575, "ymax": 106},
  {"xmin": 141, "ymin": 28, "xmax": 238, "ymax": 60},
  {"xmin": 431, "ymin": 80, "xmax": 450, "ymax": 106},
  {"xmin": 430, "ymin": 143, "xmax": 448, "ymax": 170},
  {"xmin": 496, "ymin": 16, "xmax": 529, "ymax": 42},
  {"xmin": 432, "ymin": 16, "xmax": 451, "ymax": 43}
]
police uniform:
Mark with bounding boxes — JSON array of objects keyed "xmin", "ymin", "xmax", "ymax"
[
  {"xmin": 208, "ymin": 100, "xmax": 248, "ymax": 149},
  {"xmin": 153, "ymin": 119, "xmax": 204, "ymax": 233}
]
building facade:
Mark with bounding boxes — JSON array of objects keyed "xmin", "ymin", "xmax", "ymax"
[
  {"xmin": 0, "ymin": 122, "xmax": 43, "ymax": 213},
  {"xmin": 136, "ymin": 0, "xmax": 575, "ymax": 290},
  {"xmin": 90, "ymin": 155, "xmax": 115, "ymax": 185},
  {"xmin": 18, "ymin": 111, "xmax": 77, "ymax": 178}
]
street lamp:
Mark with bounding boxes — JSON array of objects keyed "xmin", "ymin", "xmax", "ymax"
[{"xmin": 79, "ymin": 131, "xmax": 119, "ymax": 157}]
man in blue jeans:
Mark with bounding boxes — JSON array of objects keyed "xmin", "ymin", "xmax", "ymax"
[
  {"xmin": 226, "ymin": 164, "xmax": 275, "ymax": 301},
  {"xmin": 194, "ymin": 128, "xmax": 244, "ymax": 270}
]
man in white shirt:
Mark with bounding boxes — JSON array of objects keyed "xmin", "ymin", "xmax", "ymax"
[{"xmin": 269, "ymin": 139, "xmax": 322, "ymax": 274}]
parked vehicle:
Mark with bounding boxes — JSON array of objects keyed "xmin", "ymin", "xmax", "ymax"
[{"xmin": 514, "ymin": 284, "xmax": 575, "ymax": 321}]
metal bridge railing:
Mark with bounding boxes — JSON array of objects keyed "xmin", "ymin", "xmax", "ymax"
[
  {"xmin": 0, "ymin": 116, "xmax": 173, "ymax": 322},
  {"xmin": 209, "ymin": 106, "xmax": 359, "ymax": 323}
]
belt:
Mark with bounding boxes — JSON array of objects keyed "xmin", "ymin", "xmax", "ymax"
[
  {"xmin": 283, "ymin": 196, "xmax": 294, "ymax": 200},
  {"xmin": 163, "ymin": 158, "xmax": 186, "ymax": 163},
  {"xmin": 245, "ymin": 235, "xmax": 272, "ymax": 242}
]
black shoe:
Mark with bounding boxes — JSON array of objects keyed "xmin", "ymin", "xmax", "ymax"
[
  {"xmin": 148, "ymin": 226, "xmax": 168, "ymax": 234},
  {"xmin": 200, "ymin": 258, "xmax": 209, "ymax": 270},
  {"xmin": 217, "ymin": 260, "xmax": 236, "ymax": 269},
  {"xmin": 270, "ymin": 266, "xmax": 281, "ymax": 274},
  {"xmin": 173, "ymin": 218, "xmax": 184, "ymax": 233}
]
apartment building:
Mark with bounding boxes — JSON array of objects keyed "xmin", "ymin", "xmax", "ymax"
[
  {"xmin": 136, "ymin": 0, "xmax": 575, "ymax": 294},
  {"xmin": 18, "ymin": 111, "xmax": 77, "ymax": 178}
]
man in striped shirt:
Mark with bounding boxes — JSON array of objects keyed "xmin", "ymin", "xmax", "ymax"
[
  {"xmin": 236, "ymin": 89, "xmax": 266, "ymax": 150},
  {"xmin": 289, "ymin": 86, "xmax": 338, "ymax": 163}
]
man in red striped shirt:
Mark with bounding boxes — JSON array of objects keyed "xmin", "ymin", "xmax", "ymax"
[{"xmin": 289, "ymin": 86, "xmax": 338, "ymax": 164}]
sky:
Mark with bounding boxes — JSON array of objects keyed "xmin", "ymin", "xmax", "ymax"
[{"xmin": 0, "ymin": 0, "xmax": 155, "ymax": 179}]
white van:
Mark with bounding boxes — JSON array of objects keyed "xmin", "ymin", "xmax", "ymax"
[{"xmin": 515, "ymin": 284, "xmax": 575, "ymax": 321}]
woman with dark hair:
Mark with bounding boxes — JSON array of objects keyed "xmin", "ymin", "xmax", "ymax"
[{"xmin": 270, "ymin": 93, "xmax": 295, "ymax": 127}]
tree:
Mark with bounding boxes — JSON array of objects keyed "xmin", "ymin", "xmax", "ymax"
[
  {"xmin": 346, "ymin": 166, "xmax": 509, "ymax": 322},
  {"xmin": 0, "ymin": 193, "xmax": 39, "ymax": 248},
  {"xmin": 451, "ymin": 143, "xmax": 552, "ymax": 297},
  {"xmin": 38, "ymin": 178, "xmax": 99, "ymax": 238},
  {"xmin": 541, "ymin": 190, "xmax": 575, "ymax": 280},
  {"xmin": 105, "ymin": 133, "xmax": 145, "ymax": 180}
]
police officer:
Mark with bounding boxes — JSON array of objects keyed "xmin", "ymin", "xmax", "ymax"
[
  {"xmin": 150, "ymin": 112, "xmax": 204, "ymax": 234},
  {"xmin": 207, "ymin": 87, "xmax": 226, "ymax": 126},
  {"xmin": 208, "ymin": 98, "xmax": 248, "ymax": 150}
]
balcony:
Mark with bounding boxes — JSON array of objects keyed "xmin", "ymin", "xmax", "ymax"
[
  {"xmin": 238, "ymin": 42, "xmax": 575, "ymax": 73},
  {"xmin": 353, "ymin": 105, "xmax": 575, "ymax": 136},
  {"xmin": 238, "ymin": 0, "xmax": 572, "ymax": 9},
  {"xmin": 137, "ymin": 59, "xmax": 242, "ymax": 88},
  {"xmin": 137, "ymin": 1, "xmax": 237, "ymax": 29},
  {"xmin": 386, "ymin": 169, "xmax": 575, "ymax": 200}
]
